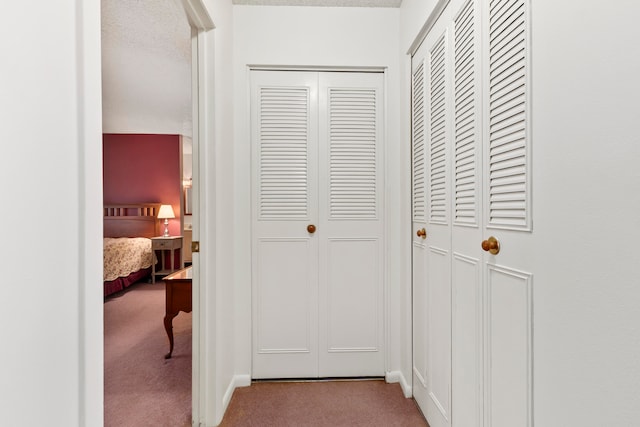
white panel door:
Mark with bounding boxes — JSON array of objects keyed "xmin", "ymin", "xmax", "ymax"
[
  {"xmin": 251, "ymin": 71, "xmax": 320, "ymax": 378},
  {"xmin": 412, "ymin": 9, "xmax": 453, "ymax": 427},
  {"xmin": 252, "ymin": 70, "xmax": 385, "ymax": 379},
  {"xmin": 450, "ymin": 1, "xmax": 484, "ymax": 426},
  {"xmin": 412, "ymin": 0, "xmax": 533, "ymax": 426},
  {"xmin": 318, "ymin": 72, "xmax": 385, "ymax": 377},
  {"xmin": 482, "ymin": 0, "xmax": 533, "ymax": 425},
  {"xmin": 412, "ymin": 44, "xmax": 430, "ymax": 413}
]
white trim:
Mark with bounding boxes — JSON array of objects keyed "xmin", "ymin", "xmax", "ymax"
[
  {"xmin": 222, "ymin": 374, "xmax": 252, "ymax": 412},
  {"xmin": 407, "ymin": 0, "xmax": 451, "ymax": 55},
  {"xmin": 190, "ymin": 26, "xmax": 203, "ymax": 427},
  {"xmin": 176, "ymin": 3, "xmax": 215, "ymax": 426},
  {"xmin": 182, "ymin": 3, "xmax": 215, "ymax": 424},
  {"xmin": 249, "ymin": 67, "xmax": 390, "ymax": 379},
  {"xmin": 179, "ymin": 0, "xmax": 215, "ymax": 30},
  {"xmin": 248, "ymin": 64, "xmax": 386, "ymax": 73},
  {"xmin": 383, "ymin": 68, "xmax": 391, "ymax": 379},
  {"xmin": 386, "ymin": 370, "xmax": 412, "ymax": 398},
  {"xmin": 77, "ymin": 1, "xmax": 104, "ymax": 425}
]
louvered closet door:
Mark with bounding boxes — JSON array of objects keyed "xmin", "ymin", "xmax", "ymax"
[
  {"xmin": 449, "ymin": 1, "xmax": 484, "ymax": 427},
  {"xmin": 317, "ymin": 72, "xmax": 385, "ymax": 377},
  {"xmin": 411, "ymin": 0, "xmax": 534, "ymax": 426},
  {"xmin": 251, "ymin": 70, "xmax": 385, "ymax": 379},
  {"xmin": 251, "ymin": 71, "xmax": 320, "ymax": 378},
  {"xmin": 411, "ymin": 8, "xmax": 453, "ymax": 427},
  {"xmin": 481, "ymin": 1, "xmax": 534, "ymax": 426}
]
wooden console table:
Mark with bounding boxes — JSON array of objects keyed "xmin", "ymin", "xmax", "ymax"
[{"xmin": 162, "ymin": 266, "xmax": 192, "ymax": 359}]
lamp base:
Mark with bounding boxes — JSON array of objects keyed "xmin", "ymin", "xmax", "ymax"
[{"xmin": 163, "ymin": 219, "xmax": 170, "ymax": 237}]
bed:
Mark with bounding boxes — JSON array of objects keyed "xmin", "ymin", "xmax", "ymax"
[{"xmin": 103, "ymin": 203, "xmax": 160, "ymax": 297}]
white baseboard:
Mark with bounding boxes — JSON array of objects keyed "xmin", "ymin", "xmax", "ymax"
[
  {"xmin": 222, "ymin": 374, "xmax": 252, "ymax": 414},
  {"xmin": 385, "ymin": 370, "xmax": 412, "ymax": 398}
]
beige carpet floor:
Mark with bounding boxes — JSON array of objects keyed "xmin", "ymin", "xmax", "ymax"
[
  {"xmin": 104, "ymin": 281, "xmax": 192, "ymax": 427},
  {"xmin": 219, "ymin": 380, "xmax": 429, "ymax": 427},
  {"xmin": 104, "ymin": 282, "xmax": 428, "ymax": 427}
]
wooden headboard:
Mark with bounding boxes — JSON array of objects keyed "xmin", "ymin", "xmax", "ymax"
[{"xmin": 104, "ymin": 203, "xmax": 161, "ymax": 238}]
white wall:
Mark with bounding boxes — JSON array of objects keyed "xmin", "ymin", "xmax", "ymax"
[
  {"xmin": 399, "ymin": 0, "xmax": 438, "ymax": 52},
  {"xmin": 531, "ymin": 1, "xmax": 640, "ymax": 425},
  {"xmin": 0, "ymin": 1, "xmax": 103, "ymax": 426},
  {"xmin": 232, "ymin": 4, "xmax": 403, "ymax": 385}
]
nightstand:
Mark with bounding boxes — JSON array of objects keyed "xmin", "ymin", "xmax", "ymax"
[{"xmin": 151, "ymin": 236, "xmax": 183, "ymax": 283}]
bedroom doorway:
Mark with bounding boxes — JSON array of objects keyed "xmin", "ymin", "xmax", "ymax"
[{"xmin": 100, "ymin": 1, "xmax": 213, "ymax": 425}]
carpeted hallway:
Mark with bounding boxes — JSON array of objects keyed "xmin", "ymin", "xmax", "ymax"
[
  {"xmin": 220, "ymin": 380, "xmax": 429, "ymax": 426},
  {"xmin": 104, "ymin": 281, "xmax": 428, "ymax": 426}
]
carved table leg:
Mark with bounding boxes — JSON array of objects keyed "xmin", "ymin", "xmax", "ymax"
[{"xmin": 164, "ymin": 312, "xmax": 177, "ymax": 359}]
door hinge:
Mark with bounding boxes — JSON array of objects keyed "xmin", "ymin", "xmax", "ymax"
[{"xmin": 191, "ymin": 241, "xmax": 200, "ymax": 253}]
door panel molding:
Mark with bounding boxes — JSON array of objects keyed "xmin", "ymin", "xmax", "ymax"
[
  {"xmin": 324, "ymin": 237, "xmax": 381, "ymax": 353},
  {"xmin": 452, "ymin": 252, "xmax": 482, "ymax": 427},
  {"xmin": 412, "ymin": 240, "xmax": 428, "ymax": 388},
  {"xmin": 255, "ymin": 238, "xmax": 314, "ymax": 354},
  {"xmin": 426, "ymin": 246, "xmax": 451, "ymax": 422},
  {"xmin": 485, "ymin": 264, "xmax": 533, "ymax": 427}
]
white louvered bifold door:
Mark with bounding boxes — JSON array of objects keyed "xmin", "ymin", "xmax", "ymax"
[
  {"xmin": 411, "ymin": 0, "xmax": 533, "ymax": 426},
  {"xmin": 317, "ymin": 72, "xmax": 385, "ymax": 377},
  {"xmin": 411, "ymin": 43, "xmax": 430, "ymax": 421},
  {"xmin": 251, "ymin": 70, "xmax": 385, "ymax": 379},
  {"xmin": 482, "ymin": 1, "xmax": 533, "ymax": 426},
  {"xmin": 450, "ymin": 1, "xmax": 484, "ymax": 427},
  {"xmin": 251, "ymin": 71, "xmax": 320, "ymax": 378},
  {"xmin": 411, "ymin": 8, "xmax": 453, "ymax": 427}
]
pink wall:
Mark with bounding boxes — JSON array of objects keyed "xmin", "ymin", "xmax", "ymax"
[{"xmin": 103, "ymin": 134, "xmax": 182, "ymax": 237}]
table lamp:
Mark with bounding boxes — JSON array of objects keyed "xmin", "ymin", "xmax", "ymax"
[{"xmin": 158, "ymin": 204, "xmax": 175, "ymax": 237}]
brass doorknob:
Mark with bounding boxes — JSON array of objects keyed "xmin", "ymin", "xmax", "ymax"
[
  {"xmin": 481, "ymin": 236, "xmax": 500, "ymax": 255},
  {"xmin": 307, "ymin": 224, "xmax": 316, "ymax": 234},
  {"xmin": 416, "ymin": 228, "xmax": 427, "ymax": 239}
]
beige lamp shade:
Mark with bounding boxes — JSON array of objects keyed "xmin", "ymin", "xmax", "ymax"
[
  {"xmin": 157, "ymin": 204, "xmax": 176, "ymax": 219},
  {"xmin": 158, "ymin": 204, "xmax": 175, "ymax": 237}
]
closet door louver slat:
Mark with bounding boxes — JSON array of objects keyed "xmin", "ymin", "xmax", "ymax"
[
  {"xmin": 329, "ymin": 88, "xmax": 378, "ymax": 219},
  {"xmin": 258, "ymin": 87, "xmax": 310, "ymax": 219},
  {"xmin": 488, "ymin": 0, "xmax": 529, "ymax": 229},
  {"xmin": 454, "ymin": 0, "xmax": 478, "ymax": 226},
  {"xmin": 429, "ymin": 33, "xmax": 448, "ymax": 224},
  {"xmin": 412, "ymin": 60, "xmax": 426, "ymax": 223}
]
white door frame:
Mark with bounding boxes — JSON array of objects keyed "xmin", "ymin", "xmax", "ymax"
[
  {"xmin": 182, "ymin": 2, "xmax": 215, "ymax": 424},
  {"xmin": 247, "ymin": 65, "xmax": 392, "ymax": 379}
]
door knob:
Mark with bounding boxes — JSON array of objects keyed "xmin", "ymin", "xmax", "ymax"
[
  {"xmin": 307, "ymin": 224, "xmax": 316, "ymax": 234},
  {"xmin": 481, "ymin": 236, "xmax": 500, "ymax": 255},
  {"xmin": 416, "ymin": 228, "xmax": 427, "ymax": 239}
]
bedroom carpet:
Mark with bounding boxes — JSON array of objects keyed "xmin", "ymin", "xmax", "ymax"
[
  {"xmin": 104, "ymin": 281, "xmax": 191, "ymax": 427},
  {"xmin": 219, "ymin": 380, "xmax": 429, "ymax": 426}
]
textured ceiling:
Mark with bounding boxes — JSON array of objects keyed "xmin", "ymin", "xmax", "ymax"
[
  {"xmin": 101, "ymin": 0, "xmax": 192, "ymax": 136},
  {"xmin": 101, "ymin": 0, "xmax": 191, "ymax": 63},
  {"xmin": 101, "ymin": 0, "xmax": 401, "ymax": 135},
  {"xmin": 233, "ymin": 0, "xmax": 402, "ymax": 6}
]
